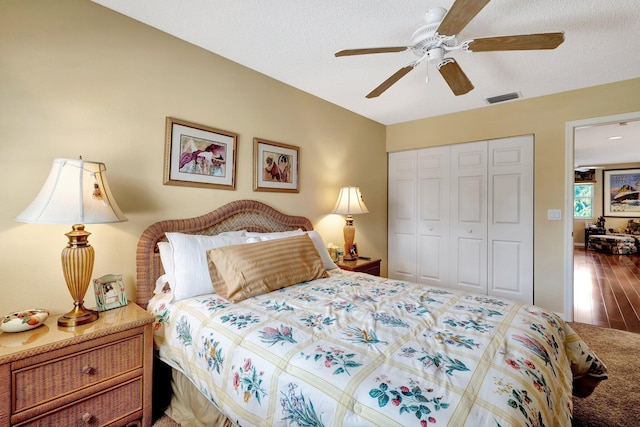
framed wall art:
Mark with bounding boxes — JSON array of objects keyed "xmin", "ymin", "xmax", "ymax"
[
  {"xmin": 253, "ymin": 138, "xmax": 299, "ymax": 193},
  {"xmin": 164, "ymin": 117, "xmax": 238, "ymax": 190},
  {"xmin": 603, "ymin": 168, "xmax": 640, "ymax": 217},
  {"xmin": 93, "ymin": 274, "xmax": 128, "ymax": 311}
]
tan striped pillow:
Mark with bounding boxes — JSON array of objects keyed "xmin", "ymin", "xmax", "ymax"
[{"xmin": 207, "ymin": 233, "xmax": 328, "ymax": 302}]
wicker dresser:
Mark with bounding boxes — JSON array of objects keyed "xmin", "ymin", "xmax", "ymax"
[{"xmin": 0, "ymin": 303, "xmax": 154, "ymax": 427}]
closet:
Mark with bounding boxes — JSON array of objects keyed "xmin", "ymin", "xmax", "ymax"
[{"xmin": 388, "ymin": 135, "xmax": 533, "ymax": 304}]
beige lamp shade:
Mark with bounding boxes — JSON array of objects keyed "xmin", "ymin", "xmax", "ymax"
[
  {"xmin": 332, "ymin": 186, "xmax": 369, "ymax": 216},
  {"xmin": 16, "ymin": 158, "xmax": 127, "ymax": 327},
  {"xmin": 332, "ymin": 186, "xmax": 369, "ymax": 260},
  {"xmin": 16, "ymin": 158, "xmax": 127, "ymax": 224}
]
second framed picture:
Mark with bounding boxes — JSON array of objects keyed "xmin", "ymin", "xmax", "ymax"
[{"xmin": 254, "ymin": 138, "xmax": 299, "ymax": 193}]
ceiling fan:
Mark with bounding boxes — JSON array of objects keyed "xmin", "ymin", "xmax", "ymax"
[{"xmin": 335, "ymin": 0, "xmax": 564, "ymax": 98}]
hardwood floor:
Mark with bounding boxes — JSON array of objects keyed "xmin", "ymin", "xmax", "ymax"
[{"xmin": 573, "ymin": 247, "xmax": 640, "ymax": 333}]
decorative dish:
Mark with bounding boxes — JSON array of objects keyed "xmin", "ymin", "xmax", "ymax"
[{"xmin": 1, "ymin": 309, "xmax": 50, "ymax": 333}]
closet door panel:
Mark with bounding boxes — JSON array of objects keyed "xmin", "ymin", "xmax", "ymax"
[
  {"xmin": 419, "ymin": 235, "xmax": 444, "ymax": 282},
  {"xmin": 450, "ymin": 141, "xmax": 488, "ymax": 294},
  {"xmin": 455, "ymin": 236, "xmax": 484, "ymax": 291},
  {"xmin": 491, "ymin": 240, "xmax": 522, "ymax": 293},
  {"xmin": 388, "ymin": 151, "xmax": 417, "ymax": 281},
  {"xmin": 487, "ymin": 135, "xmax": 534, "ymax": 303},
  {"xmin": 417, "ymin": 147, "xmax": 450, "ymax": 286},
  {"xmin": 457, "ymin": 176, "xmax": 483, "ymax": 223}
]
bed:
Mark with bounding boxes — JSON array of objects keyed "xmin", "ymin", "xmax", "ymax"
[{"xmin": 136, "ymin": 200, "xmax": 607, "ymax": 427}]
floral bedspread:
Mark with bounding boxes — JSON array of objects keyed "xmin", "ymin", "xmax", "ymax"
[{"xmin": 148, "ymin": 270, "xmax": 606, "ymax": 427}]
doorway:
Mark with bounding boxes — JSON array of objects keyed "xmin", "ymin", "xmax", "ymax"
[{"xmin": 565, "ymin": 111, "xmax": 640, "ymax": 323}]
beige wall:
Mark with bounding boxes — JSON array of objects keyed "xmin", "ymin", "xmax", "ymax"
[
  {"xmin": 0, "ymin": 0, "xmax": 387, "ymax": 315},
  {"xmin": 3, "ymin": 1, "xmax": 640, "ymax": 319},
  {"xmin": 387, "ymin": 78, "xmax": 640, "ymax": 313}
]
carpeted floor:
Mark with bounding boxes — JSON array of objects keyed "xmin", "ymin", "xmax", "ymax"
[
  {"xmin": 153, "ymin": 414, "xmax": 180, "ymax": 427},
  {"xmin": 570, "ymin": 322, "xmax": 640, "ymax": 427},
  {"xmin": 152, "ymin": 322, "xmax": 640, "ymax": 427}
]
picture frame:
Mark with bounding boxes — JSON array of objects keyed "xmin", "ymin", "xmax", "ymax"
[
  {"xmin": 348, "ymin": 243, "xmax": 359, "ymax": 259},
  {"xmin": 253, "ymin": 138, "xmax": 299, "ymax": 193},
  {"xmin": 164, "ymin": 117, "xmax": 238, "ymax": 190},
  {"xmin": 93, "ymin": 274, "xmax": 128, "ymax": 311},
  {"xmin": 603, "ymin": 168, "xmax": 640, "ymax": 217},
  {"xmin": 574, "ymin": 168, "xmax": 596, "ymax": 182}
]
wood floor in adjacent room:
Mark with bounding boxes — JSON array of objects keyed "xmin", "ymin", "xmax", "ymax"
[{"xmin": 573, "ymin": 247, "xmax": 640, "ymax": 333}]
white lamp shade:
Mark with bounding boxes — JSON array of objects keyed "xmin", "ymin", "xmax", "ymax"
[
  {"xmin": 332, "ymin": 186, "xmax": 369, "ymax": 215},
  {"xmin": 16, "ymin": 158, "xmax": 128, "ymax": 224}
]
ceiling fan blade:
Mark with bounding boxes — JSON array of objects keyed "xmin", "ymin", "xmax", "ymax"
[
  {"xmin": 466, "ymin": 32, "xmax": 565, "ymax": 51},
  {"xmin": 366, "ymin": 65, "xmax": 415, "ymax": 98},
  {"xmin": 437, "ymin": 0, "xmax": 491, "ymax": 36},
  {"xmin": 335, "ymin": 47, "xmax": 408, "ymax": 57},
  {"xmin": 438, "ymin": 59, "xmax": 474, "ymax": 96}
]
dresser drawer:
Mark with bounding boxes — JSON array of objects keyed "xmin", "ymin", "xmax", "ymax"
[
  {"xmin": 15, "ymin": 377, "xmax": 142, "ymax": 427},
  {"xmin": 13, "ymin": 335, "xmax": 143, "ymax": 412}
]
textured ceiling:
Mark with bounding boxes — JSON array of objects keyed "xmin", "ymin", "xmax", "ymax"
[
  {"xmin": 91, "ymin": 0, "xmax": 640, "ymax": 165},
  {"xmin": 575, "ymin": 119, "xmax": 640, "ymax": 169}
]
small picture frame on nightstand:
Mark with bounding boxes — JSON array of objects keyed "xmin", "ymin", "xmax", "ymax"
[
  {"xmin": 347, "ymin": 243, "xmax": 358, "ymax": 259},
  {"xmin": 93, "ymin": 274, "xmax": 128, "ymax": 311}
]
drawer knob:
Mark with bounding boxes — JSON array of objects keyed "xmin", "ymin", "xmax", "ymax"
[
  {"xmin": 82, "ymin": 412, "xmax": 93, "ymax": 423},
  {"xmin": 81, "ymin": 365, "xmax": 95, "ymax": 375}
]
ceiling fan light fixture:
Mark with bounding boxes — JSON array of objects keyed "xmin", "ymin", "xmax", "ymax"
[
  {"xmin": 425, "ymin": 7, "xmax": 447, "ymax": 24},
  {"xmin": 428, "ymin": 47, "xmax": 444, "ymax": 62}
]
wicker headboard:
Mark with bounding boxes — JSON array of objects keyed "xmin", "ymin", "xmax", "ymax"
[{"xmin": 135, "ymin": 199, "xmax": 314, "ymax": 308}]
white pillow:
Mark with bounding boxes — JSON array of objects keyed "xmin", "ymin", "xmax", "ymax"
[
  {"xmin": 158, "ymin": 242, "xmax": 174, "ymax": 276},
  {"xmin": 165, "ymin": 232, "xmax": 250, "ymax": 301},
  {"xmin": 245, "ymin": 229, "xmax": 303, "ymax": 239},
  {"xmin": 155, "ymin": 241, "xmax": 176, "ymax": 294},
  {"xmin": 249, "ymin": 229, "xmax": 337, "ymax": 271},
  {"xmin": 154, "ymin": 274, "xmax": 172, "ymax": 295},
  {"xmin": 306, "ymin": 231, "xmax": 338, "ymax": 270},
  {"xmin": 217, "ymin": 230, "xmax": 247, "ymax": 237}
]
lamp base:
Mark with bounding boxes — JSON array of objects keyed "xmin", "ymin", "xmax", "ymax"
[
  {"xmin": 343, "ymin": 220, "xmax": 358, "ymax": 261},
  {"xmin": 59, "ymin": 224, "xmax": 99, "ymax": 328},
  {"xmin": 58, "ymin": 304, "xmax": 99, "ymax": 327}
]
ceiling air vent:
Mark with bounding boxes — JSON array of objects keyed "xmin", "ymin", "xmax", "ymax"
[{"xmin": 486, "ymin": 92, "xmax": 521, "ymax": 104}]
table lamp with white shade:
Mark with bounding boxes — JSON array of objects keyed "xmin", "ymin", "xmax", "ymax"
[
  {"xmin": 332, "ymin": 186, "xmax": 369, "ymax": 261},
  {"xmin": 16, "ymin": 158, "xmax": 128, "ymax": 327}
]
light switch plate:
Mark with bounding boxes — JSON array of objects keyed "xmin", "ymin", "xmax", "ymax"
[{"xmin": 548, "ymin": 209, "xmax": 562, "ymax": 220}]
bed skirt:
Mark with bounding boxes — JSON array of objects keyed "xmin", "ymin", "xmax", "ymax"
[{"xmin": 165, "ymin": 368, "xmax": 236, "ymax": 427}]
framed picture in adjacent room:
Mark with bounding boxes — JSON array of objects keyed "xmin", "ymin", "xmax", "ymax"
[
  {"xmin": 253, "ymin": 138, "xmax": 299, "ymax": 193},
  {"xmin": 603, "ymin": 168, "xmax": 640, "ymax": 217},
  {"xmin": 164, "ymin": 117, "xmax": 238, "ymax": 190}
]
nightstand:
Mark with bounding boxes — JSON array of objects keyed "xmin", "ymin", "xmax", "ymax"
[
  {"xmin": 336, "ymin": 258, "xmax": 382, "ymax": 276},
  {"xmin": 0, "ymin": 303, "xmax": 154, "ymax": 427}
]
